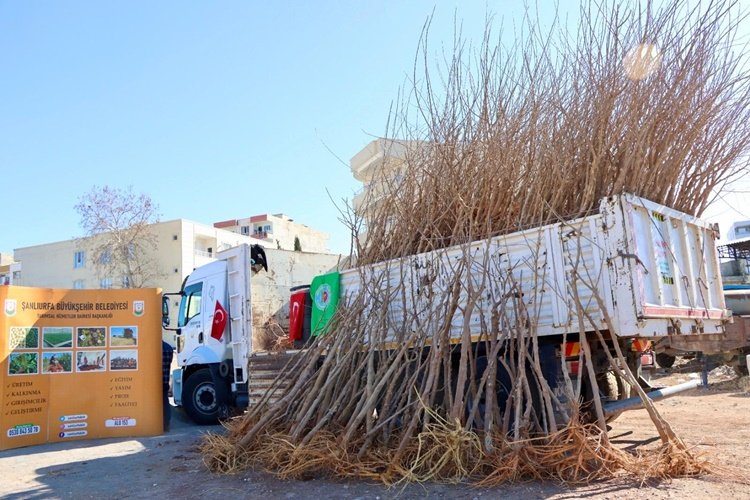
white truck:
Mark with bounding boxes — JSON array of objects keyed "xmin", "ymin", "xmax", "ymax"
[{"xmin": 164, "ymin": 194, "xmax": 730, "ymax": 424}]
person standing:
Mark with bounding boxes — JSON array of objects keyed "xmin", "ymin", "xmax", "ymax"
[
  {"xmin": 48, "ymin": 355, "xmax": 64, "ymax": 373},
  {"xmin": 162, "ymin": 340, "xmax": 174, "ymax": 432}
]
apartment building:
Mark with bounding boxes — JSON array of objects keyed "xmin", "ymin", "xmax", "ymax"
[
  {"xmin": 729, "ymin": 220, "xmax": 750, "ymax": 241},
  {"xmin": 0, "ymin": 252, "xmax": 20, "ymax": 285},
  {"xmin": 350, "ymin": 139, "xmax": 417, "ymax": 220},
  {"xmin": 213, "ymin": 213, "xmax": 329, "ymax": 253},
  {"xmin": 12, "ymin": 219, "xmax": 267, "ymax": 293}
]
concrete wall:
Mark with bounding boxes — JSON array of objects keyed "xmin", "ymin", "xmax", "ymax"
[
  {"xmin": 250, "ymin": 248, "xmax": 341, "ymax": 351},
  {"xmin": 14, "ymin": 240, "xmax": 82, "ymax": 288}
]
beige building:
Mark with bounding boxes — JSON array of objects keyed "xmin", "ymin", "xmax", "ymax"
[
  {"xmin": 350, "ymin": 138, "xmax": 430, "ymax": 244},
  {"xmin": 0, "ymin": 263, "xmax": 20, "ymax": 286},
  {"xmin": 0, "ymin": 253, "xmax": 20, "ymax": 285},
  {"xmin": 13, "ymin": 219, "xmax": 268, "ymax": 293},
  {"xmin": 214, "ymin": 213, "xmax": 329, "ymax": 253}
]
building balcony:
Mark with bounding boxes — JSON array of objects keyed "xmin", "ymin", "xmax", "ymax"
[{"xmin": 350, "ymin": 139, "xmax": 413, "ymax": 182}]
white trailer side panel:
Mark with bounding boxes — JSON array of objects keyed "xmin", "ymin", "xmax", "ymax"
[{"xmin": 339, "ymin": 195, "xmax": 728, "ymax": 343}]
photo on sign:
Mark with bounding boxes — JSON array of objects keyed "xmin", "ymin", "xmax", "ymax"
[
  {"xmin": 8, "ymin": 352, "xmax": 38, "ymax": 375},
  {"xmin": 43, "ymin": 327, "xmax": 73, "ymax": 348},
  {"xmin": 76, "ymin": 326, "xmax": 106, "ymax": 348},
  {"xmin": 42, "ymin": 351, "xmax": 73, "ymax": 374},
  {"xmin": 76, "ymin": 351, "xmax": 106, "ymax": 372},
  {"xmin": 110, "ymin": 326, "xmax": 138, "ymax": 347},
  {"xmin": 9, "ymin": 326, "xmax": 39, "ymax": 350},
  {"xmin": 110, "ymin": 350, "xmax": 138, "ymax": 371}
]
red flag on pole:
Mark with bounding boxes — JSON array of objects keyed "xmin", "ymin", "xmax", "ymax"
[{"xmin": 211, "ymin": 300, "xmax": 228, "ymax": 340}]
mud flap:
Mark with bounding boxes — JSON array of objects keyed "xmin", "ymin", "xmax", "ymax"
[{"xmin": 208, "ymin": 363, "xmax": 231, "ymax": 419}]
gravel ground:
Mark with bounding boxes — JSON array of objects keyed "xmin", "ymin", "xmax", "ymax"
[{"xmin": 1, "ymin": 366, "xmax": 749, "ymax": 499}]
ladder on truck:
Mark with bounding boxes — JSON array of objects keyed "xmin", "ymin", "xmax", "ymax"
[{"xmin": 223, "ymin": 245, "xmax": 251, "ymax": 386}]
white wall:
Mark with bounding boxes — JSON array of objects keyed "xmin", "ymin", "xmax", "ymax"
[{"xmin": 250, "ymin": 248, "xmax": 341, "ymax": 350}]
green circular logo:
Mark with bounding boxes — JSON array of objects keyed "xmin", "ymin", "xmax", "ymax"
[{"xmin": 314, "ymin": 284, "xmax": 331, "ymax": 311}]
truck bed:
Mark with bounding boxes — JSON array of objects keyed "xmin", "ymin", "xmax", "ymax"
[{"xmin": 339, "ymin": 194, "xmax": 728, "ymax": 344}]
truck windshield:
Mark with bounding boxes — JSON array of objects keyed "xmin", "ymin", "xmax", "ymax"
[{"xmin": 178, "ymin": 282, "xmax": 202, "ymax": 327}]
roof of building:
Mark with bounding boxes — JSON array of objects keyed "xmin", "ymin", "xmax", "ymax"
[
  {"xmin": 718, "ymin": 236, "xmax": 750, "ymax": 261},
  {"xmin": 213, "ymin": 219, "xmax": 238, "ymax": 228}
]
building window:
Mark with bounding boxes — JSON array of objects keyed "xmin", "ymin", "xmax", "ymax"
[
  {"xmin": 121, "ymin": 275, "xmax": 130, "ymax": 288},
  {"xmin": 99, "ymin": 248, "xmax": 112, "ymax": 264},
  {"xmin": 241, "ymin": 225, "xmax": 250, "ymax": 235},
  {"xmin": 737, "ymin": 225, "xmax": 750, "ymax": 237},
  {"xmin": 73, "ymin": 280, "xmax": 85, "ymax": 289},
  {"xmin": 263, "ymin": 224, "xmax": 272, "ymax": 233},
  {"xmin": 74, "ymin": 250, "xmax": 85, "ymax": 268},
  {"xmin": 100, "ymin": 277, "xmax": 112, "ymax": 289}
]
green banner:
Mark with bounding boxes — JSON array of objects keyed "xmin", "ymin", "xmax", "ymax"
[{"xmin": 310, "ymin": 272, "xmax": 340, "ymax": 336}]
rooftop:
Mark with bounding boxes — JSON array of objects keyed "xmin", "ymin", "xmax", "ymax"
[{"xmin": 718, "ymin": 236, "xmax": 750, "ymax": 261}]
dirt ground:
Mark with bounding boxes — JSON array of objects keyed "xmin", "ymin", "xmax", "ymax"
[{"xmin": 2, "ymin": 362, "xmax": 749, "ymax": 499}]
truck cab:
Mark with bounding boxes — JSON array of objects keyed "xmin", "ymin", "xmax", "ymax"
[{"xmin": 165, "ymin": 245, "xmax": 255, "ymax": 424}]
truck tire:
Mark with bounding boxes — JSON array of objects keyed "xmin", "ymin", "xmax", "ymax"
[
  {"xmin": 655, "ymin": 353, "xmax": 676, "ymax": 369},
  {"xmin": 734, "ymin": 353, "xmax": 749, "ymax": 376},
  {"xmin": 183, "ymin": 368, "xmax": 220, "ymax": 425},
  {"xmin": 602, "ymin": 370, "xmax": 627, "ymax": 423}
]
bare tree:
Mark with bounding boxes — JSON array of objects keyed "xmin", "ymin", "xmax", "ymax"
[
  {"xmin": 74, "ymin": 185, "xmax": 162, "ymax": 288},
  {"xmin": 204, "ymin": 0, "xmax": 748, "ymax": 485}
]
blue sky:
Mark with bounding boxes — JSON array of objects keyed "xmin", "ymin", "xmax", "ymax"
[
  {"xmin": 0, "ymin": 1, "xmax": 503, "ymax": 255},
  {"xmin": 1, "ymin": 1, "xmax": 748, "ymax": 256}
]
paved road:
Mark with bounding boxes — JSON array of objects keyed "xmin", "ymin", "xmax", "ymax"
[
  {"xmin": 0, "ymin": 405, "xmax": 547, "ymax": 499},
  {"xmin": 2, "ymin": 389, "xmax": 747, "ymax": 499},
  {"xmin": 0, "ymin": 405, "xmax": 222, "ymax": 499}
]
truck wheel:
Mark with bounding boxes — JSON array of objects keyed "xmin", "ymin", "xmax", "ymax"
[
  {"xmin": 655, "ymin": 353, "xmax": 676, "ymax": 369},
  {"xmin": 183, "ymin": 368, "xmax": 220, "ymax": 425},
  {"xmin": 602, "ymin": 370, "xmax": 629, "ymax": 423},
  {"xmin": 734, "ymin": 354, "xmax": 749, "ymax": 377}
]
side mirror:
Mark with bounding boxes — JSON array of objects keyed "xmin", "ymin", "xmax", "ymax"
[{"xmin": 162, "ymin": 296, "xmax": 170, "ymax": 327}]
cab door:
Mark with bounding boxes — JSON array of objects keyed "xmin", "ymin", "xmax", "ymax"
[{"xmin": 176, "ymin": 260, "xmax": 228, "ymax": 366}]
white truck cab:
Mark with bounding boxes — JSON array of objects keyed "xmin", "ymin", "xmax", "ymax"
[{"xmin": 165, "ymin": 245, "xmax": 253, "ymax": 424}]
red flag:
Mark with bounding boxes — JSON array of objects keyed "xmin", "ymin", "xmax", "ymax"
[{"xmin": 211, "ymin": 300, "xmax": 228, "ymax": 340}]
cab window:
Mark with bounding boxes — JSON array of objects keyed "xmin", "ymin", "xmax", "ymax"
[{"xmin": 178, "ymin": 282, "xmax": 202, "ymax": 327}]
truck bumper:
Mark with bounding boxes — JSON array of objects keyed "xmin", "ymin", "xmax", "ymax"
[{"xmin": 171, "ymin": 369, "xmax": 183, "ymax": 406}]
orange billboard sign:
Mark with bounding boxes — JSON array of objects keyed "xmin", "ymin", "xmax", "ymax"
[{"xmin": 0, "ymin": 286, "xmax": 163, "ymax": 450}]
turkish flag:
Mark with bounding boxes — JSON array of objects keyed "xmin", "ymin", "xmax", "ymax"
[{"xmin": 210, "ymin": 300, "xmax": 228, "ymax": 341}]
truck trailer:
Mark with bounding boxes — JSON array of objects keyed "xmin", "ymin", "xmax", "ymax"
[{"xmin": 164, "ymin": 194, "xmax": 730, "ymax": 425}]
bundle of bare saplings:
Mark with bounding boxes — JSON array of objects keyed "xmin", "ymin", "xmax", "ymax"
[{"xmin": 203, "ymin": 0, "xmax": 750, "ymax": 485}]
